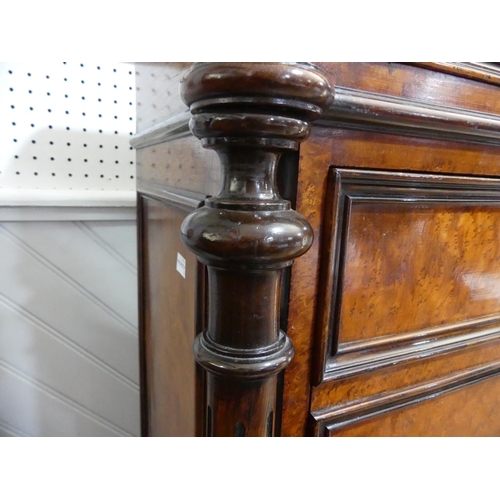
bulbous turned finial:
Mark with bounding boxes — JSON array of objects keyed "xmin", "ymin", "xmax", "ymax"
[
  {"xmin": 179, "ymin": 63, "xmax": 333, "ymax": 269},
  {"xmin": 180, "ymin": 62, "xmax": 334, "ymax": 149}
]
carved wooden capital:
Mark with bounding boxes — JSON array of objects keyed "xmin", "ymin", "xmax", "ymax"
[{"xmin": 179, "ymin": 62, "xmax": 332, "ymax": 436}]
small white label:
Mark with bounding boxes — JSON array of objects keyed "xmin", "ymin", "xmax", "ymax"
[{"xmin": 176, "ymin": 252, "xmax": 186, "ymax": 278}]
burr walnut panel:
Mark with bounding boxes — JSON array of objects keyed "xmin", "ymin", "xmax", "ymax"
[
  {"xmin": 314, "ymin": 365, "xmax": 500, "ymax": 437},
  {"xmin": 341, "ymin": 203, "xmax": 500, "ymax": 342},
  {"xmin": 316, "ymin": 168, "xmax": 500, "ymax": 382}
]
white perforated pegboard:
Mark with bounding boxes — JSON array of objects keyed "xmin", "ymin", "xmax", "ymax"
[{"xmin": 0, "ymin": 62, "xmax": 136, "ymax": 192}]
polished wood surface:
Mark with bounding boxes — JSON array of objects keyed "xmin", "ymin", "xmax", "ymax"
[
  {"xmin": 134, "ymin": 62, "xmax": 500, "ymax": 436},
  {"xmin": 315, "ymin": 364, "xmax": 500, "ymax": 436},
  {"xmin": 138, "ymin": 195, "xmax": 204, "ymax": 436},
  {"xmin": 179, "ymin": 62, "xmax": 331, "ymax": 436}
]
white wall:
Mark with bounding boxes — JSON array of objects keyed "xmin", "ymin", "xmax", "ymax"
[
  {"xmin": 0, "ymin": 62, "xmax": 140, "ymax": 436},
  {"xmin": 0, "ymin": 218, "xmax": 140, "ymax": 436}
]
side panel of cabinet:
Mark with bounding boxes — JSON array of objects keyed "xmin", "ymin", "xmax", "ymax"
[{"xmin": 137, "ymin": 194, "xmax": 205, "ymax": 436}]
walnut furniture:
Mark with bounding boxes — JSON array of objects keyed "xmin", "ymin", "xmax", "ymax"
[{"xmin": 132, "ymin": 62, "xmax": 500, "ymax": 436}]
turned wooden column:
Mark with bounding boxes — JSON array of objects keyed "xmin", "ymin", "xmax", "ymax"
[{"xmin": 179, "ymin": 62, "xmax": 332, "ymax": 436}]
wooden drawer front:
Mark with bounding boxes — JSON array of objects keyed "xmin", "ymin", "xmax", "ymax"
[
  {"xmin": 313, "ymin": 366, "xmax": 500, "ymax": 437},
  {"xmin": 316, "ymin": 168, "xmax": 500, "ymax": 383}
]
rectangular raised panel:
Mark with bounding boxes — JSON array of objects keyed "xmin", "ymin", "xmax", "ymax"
[
  {"xmin": 314, "ymin": 366, "xmax": 500, "ymax": 437},
  {"xmin": 341, "ymin": 203, "xmax": 500, "ymax": 341},
  {"xmin": 317, "ymin": 169, "xmax": 500, "ymax": 382}
]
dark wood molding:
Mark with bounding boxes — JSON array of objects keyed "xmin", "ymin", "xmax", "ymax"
[
  {"xmin": 411, "ymin": 62, "xmax": 500, "ymax": 87},
  {"xmin": 179, "ymin": 62, "xmax": 331, "ymax": 436},
  {"xmin": 130, "ymin": 75, "xmax": 500, "ymax": 153},
  {"xmin": 316, "ymin": 168, "xmax": 500, "ymax": 384},
  {"xmin": 312, "ymin": 360, "xmax": 500, "ymax": 436},
  {"xmin": 328, "ymin": 321, "xmax": 500, "ymax": 381},
  {"xmin": 321, "ymin": 86, "xmax": 500, "ymax": 145}
]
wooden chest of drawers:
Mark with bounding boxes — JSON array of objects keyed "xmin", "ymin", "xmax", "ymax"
[{"xmin": 132, "ymin": 62, "xmax": 500, "ymax": 436}]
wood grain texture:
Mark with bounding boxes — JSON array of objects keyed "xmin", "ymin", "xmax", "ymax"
[
  {"xmin": 322, "ymin": 86, "xmax": 500, "ymax": 145},
  {"xmin": 311, "ymin": 334, "xmax": 500, "ymax": 413},
  {"xmin": 140, "ymin": 196, "xmax": 204, "ymax": 436},
  {"xmin": 412, "ymin": 63, "xmax": 500, "ymax": 87},
  {"xmin": 136, "ymin": 62, "xmax": 500, "ymax": 437},
  {"xmin": 314, "ymin": 364, "xmax": 500, "ymax": 437},
  {"xmin": 314, "ymin": 169, "xmax": 500, "ymax": 382},
  {"xmin": 315, "ymin": 62, "xmax": 500, "ymax": 116},
  {"xmin": 281, "ymin": 126, "xmax": 500, "ymax": 436},
  {"xmin": 340, "ymin": 204, "xmax": 500, "ymax": 342},
  {"xmin": 178, "ymin": 62, "xmax": 332, "ymax": 436}
]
